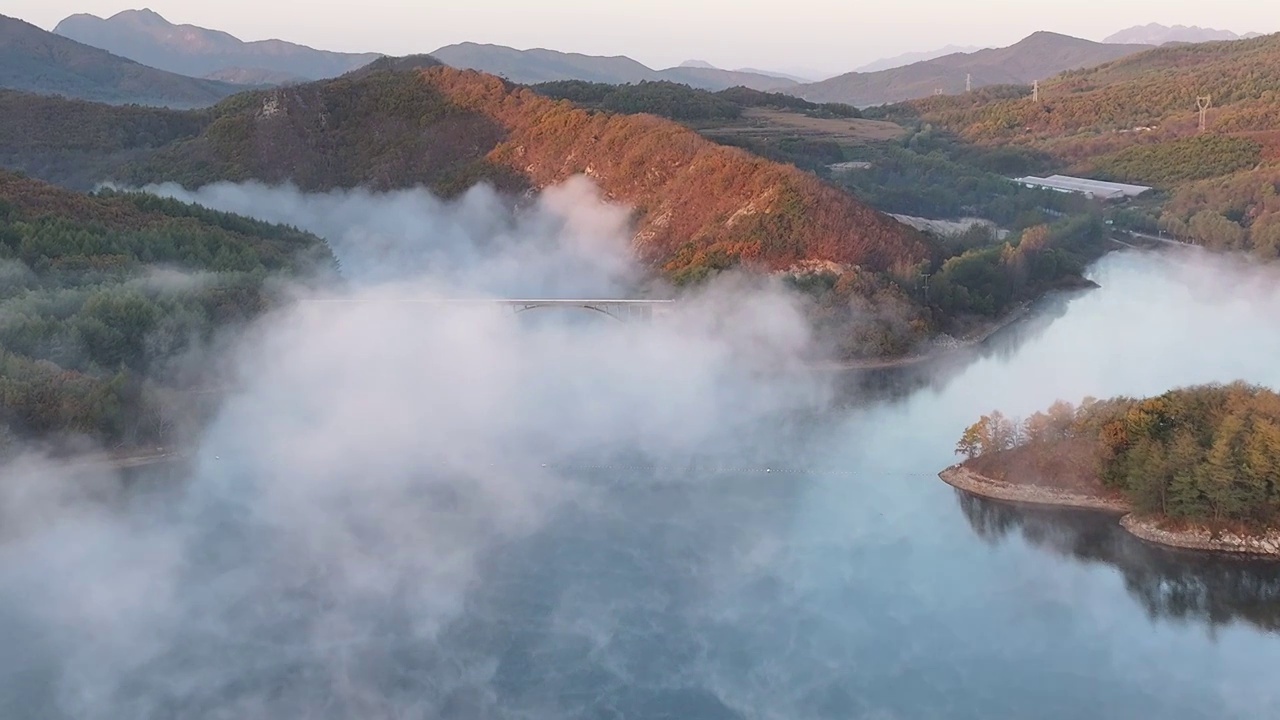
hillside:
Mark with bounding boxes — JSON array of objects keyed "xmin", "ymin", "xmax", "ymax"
[
  {"xmin": 53, "ymin": 8, "xmax": 382, "ymax": 81},
  {"xmin": 0, "ymin": 170, "xmax": 334, "ymax": 452},
  {"xmin": 794, "ymin": 32, "xmax": 1151, "ymax": 106},
  {"xmin": 903, "ymin": 33, "xmax": 1280, "ymax": 254},
  {"xmin": 0, "ymin": 14, "xmax": 241, "ymax": 107},
  {"xmin": 430, "ymin": 42, "xmax": 798, "ymax": 92},
  {"xmin": 119, "ymin": 66, "xmax": 926, "ymax": 279},
  {"xmin": 1104, "ymin": 23, "xmax": 1260, "ymax": 45}
]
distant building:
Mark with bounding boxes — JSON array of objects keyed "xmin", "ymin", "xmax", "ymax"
[
  {"xmin": 1013, "ymin": 174, "xmax": 1152, "ymax": 201},
  {"xmin": 828, "ymin": 161, "xmax": 874, "ymax": 172}
]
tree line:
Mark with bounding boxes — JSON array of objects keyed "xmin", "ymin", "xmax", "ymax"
[{"xmin": 530, "ymin": 80, "xmax": 861, "ymax": 123}]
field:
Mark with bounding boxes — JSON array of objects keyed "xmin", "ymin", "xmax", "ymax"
[{"xmin": 700, "ymin": 108, "xmax": 905, "ymax": 144}]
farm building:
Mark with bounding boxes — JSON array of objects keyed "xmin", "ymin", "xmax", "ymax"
[{"xmin": 1013, "ymin": 175, "xmax": 1152, "ymax": 201}]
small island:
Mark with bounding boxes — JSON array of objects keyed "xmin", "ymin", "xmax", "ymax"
[{"xmin": 941, "ymin": 382, "xmax": 1280, "ymax": 557}]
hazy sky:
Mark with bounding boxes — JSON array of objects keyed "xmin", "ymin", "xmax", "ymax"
[{"xmin": 11, "ymin": 0, "xmax": 1278, "ymax": 76}]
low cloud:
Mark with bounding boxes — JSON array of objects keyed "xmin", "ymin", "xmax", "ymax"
[{"xmin": 1, "ymin": 177, "xmax": 831, "ymax": 718}]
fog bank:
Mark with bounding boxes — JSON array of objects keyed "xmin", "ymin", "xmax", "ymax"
[{"xmin": 1, "ymin": 178, "xmax": 831, "ymax": 718}]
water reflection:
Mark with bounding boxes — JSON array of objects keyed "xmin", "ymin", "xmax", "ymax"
[
  {"xmin": 834, "ymin": 286, "xmax": 1087, "ymax": 406},
  {"xmin": 955, "ymin": 490, "xmax": 1280, "ymax": 633}
]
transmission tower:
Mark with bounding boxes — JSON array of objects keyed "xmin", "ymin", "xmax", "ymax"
[
  {"xmin": 1197, "ymin": 95, "xmax": 1212, "ymax": 133},
  {"xmin": 1032, "ymin": 80, "xmax": 1040, "ymax": 103},
  {"xmin": 966, "ymin": 73, "xmax": 972, "ymax": 93}
]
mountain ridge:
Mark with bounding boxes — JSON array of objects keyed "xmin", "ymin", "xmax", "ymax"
[
  {"xmin": 54, "ymin": 8, "xmax": 382, "ymax": 81},
  {"xmin": 0, "ymin": 13, "xmax": 243, "ymax": 107},
  {"xmin": 429, "ymin": 42, "xmax": 798, "ymax": 91},
  {"xmin": 1104, "ymin": 23, "xmax": 1262, "ymax": 45},
  {"xmin": 794, "ymin": 31, "xmax": 1151, "ymax": 106}
]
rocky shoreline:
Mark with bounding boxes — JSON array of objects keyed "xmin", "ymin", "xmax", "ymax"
[
  {"xmin": 1120, "ymin": 515, "xmax": 1280, "ymax": 557},
  {"xmin": 939, "ymin": 464, "xmax": 1129, "ymax": 513},
  {"xmin": 939, "ymin": 464, "xmax": 1280, "ymax": 558}
]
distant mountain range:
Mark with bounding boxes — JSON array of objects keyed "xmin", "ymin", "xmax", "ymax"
[
  {"xmin": 428, "ymin": 43, "xmax": 799, "ymax": 92},
  {"xmin": 855, "ymin": 45, "xmax": 984, "ymax": 73},
  {"xmin": 53, "ymin": 9, "xmax": 382, "ymax": 81},
  {"xmin": 0, "ymin": 13, "xmax": 242, "ymax": 107},
  {"xmin": 681, "ymin": 60, "xmax": 812, "ymax": 83},
  {"xmin": 1104, "ymin": 23, "xmax": 1263, "ymax": 45},
  {"xmin": 792, "ymin": 32, "xmax": 1152, "ymax": 106}
]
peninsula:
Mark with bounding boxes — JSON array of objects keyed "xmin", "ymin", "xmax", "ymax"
[{"xmin": 941, "ymin": 383, "xmax": 1280, "ymax": 556}]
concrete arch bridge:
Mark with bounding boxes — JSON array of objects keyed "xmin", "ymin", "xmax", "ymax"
[{"xmin": 306, "ymin": 298, "xmax": 676, "ymax": 323}]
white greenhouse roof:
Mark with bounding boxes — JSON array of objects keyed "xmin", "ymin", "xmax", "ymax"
[{"xmin": 1013, "ymin": 175, "xmax": 1152, "ymax": 200}]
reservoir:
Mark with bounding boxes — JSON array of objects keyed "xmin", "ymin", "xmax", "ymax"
[{"xmin": 4, "ymin": 249, "xmax": 1280, "ymax": 719}]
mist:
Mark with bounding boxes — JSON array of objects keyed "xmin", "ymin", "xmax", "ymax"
[
  {"xmin": 1, "ymin": 177, "xmax": 832, "ymax": 719},
  {"xmin": 6, "ymin": 178, "xmax": 1280, "ymax": 718}
]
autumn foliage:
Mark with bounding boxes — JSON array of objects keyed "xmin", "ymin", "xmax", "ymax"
[
  {"xmin": 423, "ymin": 68, "xmax": 929, "ymax": 278},
  {"xmin": 960, "ymin": 383, "xmax": 1280, "ymax": 525}
]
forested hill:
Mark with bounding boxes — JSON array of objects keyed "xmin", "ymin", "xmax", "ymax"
[
  {"xmin": 0, "ymin": 14, "xmax": 241, "ymax": 107},
  {"xmin": 910, "ymin": 33, "xmax": 1280, "ymax": 144},
  {"xmin": 107, "ymin": 65, "xmax": 929, "ymax": 280},
  {"xmin": 0, "ymin": 170, "xmax": 335, "ymax": 454},
  {"xmin": 898, "ymin": 33, "xmax": 1280, "ymax": 257},
  {"xmin": 54, "ymin": 9, "xmax": 382, "ymax": 81},
  {"xmin": 959, "ymin": 383, "xmax": 1280, "ymax": 526}
]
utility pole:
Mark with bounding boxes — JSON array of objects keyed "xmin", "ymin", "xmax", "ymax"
[
  {"xmin": 922, "ymin": 272, "xmax": 931, "ymax": 303},
  {"xmin": 1032, "ymin": 80, "xmax": 1040, "ymax": 103},
  {"xmin": 1197, "ymin": 95, "xmax": 1212, "ymax": 133},
  {"xmin": 966, "ymin": 73, "xmax": 972, "ymax": 93}
]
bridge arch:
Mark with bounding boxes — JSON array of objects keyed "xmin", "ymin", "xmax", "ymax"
[{"xmin": 511, "ymin": 303, "xmax": 628, "ymax": 322}]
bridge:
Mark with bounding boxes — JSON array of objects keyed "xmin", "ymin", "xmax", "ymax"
[{"xmin": 304, "ymin": 298, "xmax": 677, "ymax": 322}]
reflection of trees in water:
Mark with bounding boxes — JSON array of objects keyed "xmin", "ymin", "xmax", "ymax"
[
  {"xmin": 955, "ymin": 490, "xmax": 1280, "ymax": 633},
  {"xmin": 834, "ymin": 288, "xmax": 1084, "ymax": 407}
]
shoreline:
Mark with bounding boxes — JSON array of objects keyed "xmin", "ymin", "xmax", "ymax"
[
  {"xmin": 813, "ymin": 302, "xmax": 1036, "ymax": 372},
  {"xmin": 939, "ymin": 465, "xmax": 1280, "ymax": 558},
  {"xmin": 939, "ymin": 464, "xmax": 1130, "ymax": 514}
]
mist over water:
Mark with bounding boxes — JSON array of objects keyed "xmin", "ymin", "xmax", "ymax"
[{"xmin": 4, "ymin": 180, "xmax": 1280, "ymax": 719}]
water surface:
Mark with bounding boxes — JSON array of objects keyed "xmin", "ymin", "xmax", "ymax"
[{"xmin": 6, "ymin": 249, "xmax": 1280, "ymax": 719}]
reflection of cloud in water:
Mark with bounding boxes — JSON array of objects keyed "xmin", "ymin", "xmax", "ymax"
[{"xmin": 954, "ymin": 490, "xmax": 1280, "ymax": 633}]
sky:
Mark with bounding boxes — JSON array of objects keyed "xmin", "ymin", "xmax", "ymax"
[{"xmin": 9, "ymin": 0, "xmax": 1280, "ymax": 77}]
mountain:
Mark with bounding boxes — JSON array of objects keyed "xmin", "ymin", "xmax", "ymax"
[
  {"xmin": 429, "ymin": 43, "xmax": 798, "ymax": 91},
  {"xmin": 794, "ymin": 32, "xmax": 1152, "ymax": 106},
  {"xmin": 855, "ymin": 45, "xmax": 983, "ymax": 73},
  {"xmin": 1104, "ymin": 23, "xmax": 1258, "ymax": 45},
  {"xmin": 53, "ymin": 9, "xmax": 382, "ymax": 81},
  {"xmin": 0, "ymin": 14, "xmax": 241, "ymax": 107},
  {"xmin": 679, "ymin": 60, "xmax": 809, "ymax": 83},
  {"xmin": 736, "ymin": 67, "xmax": 815, "ymax": 83},
  {"xmin": 657, "ymin": 66, "xmax": 797, "ymax": 91},
  {"xmin": 143, "ymin": 66, "xmax": 920, "ymax": 275},
  {"xmin": 0, "ymin": 63, "xmax": 926, "ymax": 282},
  {"xmin": 430, "ymin": 43, "xmax": 655, "ymax": 84}
]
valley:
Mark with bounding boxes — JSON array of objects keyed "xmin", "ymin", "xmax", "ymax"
[{"xmin": 2, "ymin": 5, "xmax": 1280, "ymax": 717}]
